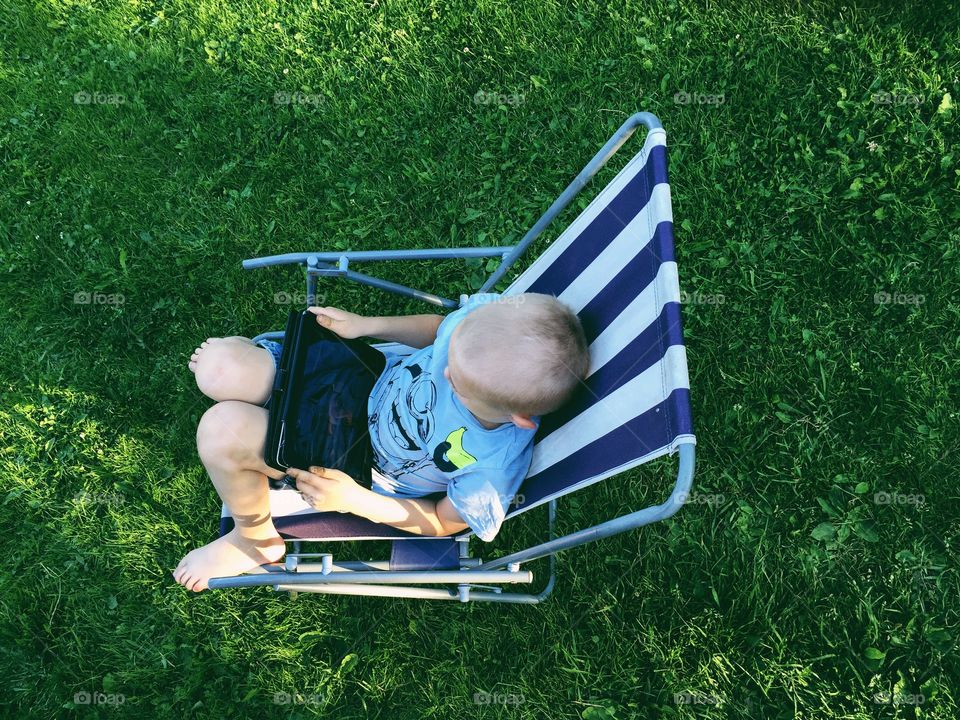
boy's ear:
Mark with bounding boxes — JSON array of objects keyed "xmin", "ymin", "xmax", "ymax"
[{"xmin": 510, "ymin": 413, "xmax": 537, "ymax": 430}]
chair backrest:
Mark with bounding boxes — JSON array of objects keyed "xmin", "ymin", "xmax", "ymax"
[{"xmin": 503, "ymin": 126, "xmax": 695, "ymax": 517}]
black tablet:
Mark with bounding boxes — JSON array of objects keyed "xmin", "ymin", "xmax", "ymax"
[{"xmin": 264, "ymin": 310, "xmax": 387, "ymax": 486}]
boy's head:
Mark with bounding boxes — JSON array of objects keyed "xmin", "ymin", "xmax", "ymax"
[{"xmin": 445, "ymin": 293, "xmax": 590, "ymax": 428}]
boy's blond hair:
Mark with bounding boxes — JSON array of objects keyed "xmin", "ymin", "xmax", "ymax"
[{"xmin": 449, "ymin": 293, "xmax": 590, "ymax": 416}]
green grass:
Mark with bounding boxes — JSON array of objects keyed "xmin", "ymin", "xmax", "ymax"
[{"xmin": 1, "ymin": 0, "xmax": 958, "ymax": 717}]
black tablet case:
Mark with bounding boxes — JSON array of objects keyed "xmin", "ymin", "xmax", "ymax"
[{"xmin": 264, "ymin": 310, "xmax": 386, "ymax": 486}]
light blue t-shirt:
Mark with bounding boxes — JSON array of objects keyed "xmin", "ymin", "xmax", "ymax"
[{"xmin": 367, "ymin": 293, "xmax": 537, "ymax": 541}]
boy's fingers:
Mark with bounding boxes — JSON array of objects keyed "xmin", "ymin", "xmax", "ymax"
[
  {"xmin": 310, "ymin": 466, "xmax": 352, "ymax": 482},
  {"xmin": 293, "ymin": 477, "xmax": 316, "ymax": 493},
  {"xmin": 288, "ymin": 466, "xmax": 342, "ymax": 487},
  {"xmin": 287, "ymin": 467, "xmax": 333, "ymax": 492},
  {"xmin": 286, "ymin": 467, "xmax": 312, "ymax": 484}
]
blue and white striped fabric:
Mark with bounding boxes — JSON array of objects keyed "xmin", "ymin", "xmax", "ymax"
[{"xmin": 503, "ymin": 126, "xmax": 695, "ymax": 517}]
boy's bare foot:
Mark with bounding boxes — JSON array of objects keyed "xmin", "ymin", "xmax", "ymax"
[
  {"xmin": 188, "ymin": 338, "xmax": 216, "ymax": 373},
  {"xmin": 189, "ymin": 336, "xmax": 260, "ymax": 372},
  {"xmin": 173, "ymin": 528, "xmax": 286, "ymax": 592}
]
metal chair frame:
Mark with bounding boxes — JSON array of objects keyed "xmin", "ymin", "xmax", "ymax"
[{"xmin": 209, "ymin": 113, "xmax": 696, "ymax": 603}]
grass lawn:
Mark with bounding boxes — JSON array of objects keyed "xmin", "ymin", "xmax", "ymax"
[{"xmin": 1, "ymin": 0, "xmax": 958, "ymax": 717}]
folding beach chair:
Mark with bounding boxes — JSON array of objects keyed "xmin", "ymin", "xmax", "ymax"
[{"xmin": 209, "ymin": 112, "xmax": 696, "ymax": 603}]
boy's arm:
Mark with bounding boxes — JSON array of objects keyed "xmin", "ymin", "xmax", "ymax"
[
  {"xmin": 345, "ymin": 487, "xmax": 470, "ymax": 536},
  {"xmin": 287, "ymin": 466, "xmax": 470, "ymax": 536},
  {"xmin": 360, "ymin": 314, "xmax": 444, "ymax": 349},
  {"xmin": 308, "ymin": 306, "xmax": 443, "ymax": 349}
]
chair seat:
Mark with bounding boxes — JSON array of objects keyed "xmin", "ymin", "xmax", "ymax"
[
  {"xmin": 219, "ymin": 510, "xmax": 419, "ymax": 540},
  {"xmin": 390, "ymin": 538, "xmax": 461, "ymax": 570}
]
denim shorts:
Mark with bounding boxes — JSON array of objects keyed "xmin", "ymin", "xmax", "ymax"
[
  {"xmin": 255, "ymin": 339, "xmax": 283, "ymax": 369},
  {"xmin": 256, "ymin": 339, "xmax": 287, "ymax": 488},
  {"xmin": 254, "ymin": 340, "xmax": 283, "ymax": 409}
]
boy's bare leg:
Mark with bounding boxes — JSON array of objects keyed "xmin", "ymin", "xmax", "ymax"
[
  {"xmin": 174, "ymin": 400, "xmax": 287, "ymax": 592},
  {"xmin": 188, "ymin": 336, "xmax": 275, "ymax": 405}
]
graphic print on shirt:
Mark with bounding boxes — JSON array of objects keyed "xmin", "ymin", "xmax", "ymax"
[
  {"xmin": 403, "ymin": 363, "xmax": 436, "ymax": 445},
  {"xmin": 369, "ymin": 362, "xmax": 436, "ymax": 475},
  {"xmin": 380, "ymin": 364, "xmax": 434, "ymax": 451},
  {"xmin": 433, "ymin": 426, "xmax": 477, "ymax": 472},
  {"xmin": 369, "ymin": 362, "xmax": 477, "ymax": 479}
]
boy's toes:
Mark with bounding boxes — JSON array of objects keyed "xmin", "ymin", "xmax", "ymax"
[{"xmin": 187, "ymin": 338, "xmax": 217, "ymax": 372}]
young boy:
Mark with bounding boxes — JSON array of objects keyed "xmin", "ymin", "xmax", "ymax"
[{"xmin": 174, "ymin": 292, "xmax": 589, "ymax": 592}]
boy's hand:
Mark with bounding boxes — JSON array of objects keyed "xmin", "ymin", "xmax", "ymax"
[
  {"xmin": 307, "ymin": 306, "xmax": 368, "ymax": 339},
  {"xmin": 287, "ymin": 466, "xmax": 361, "ymax": 513}
]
